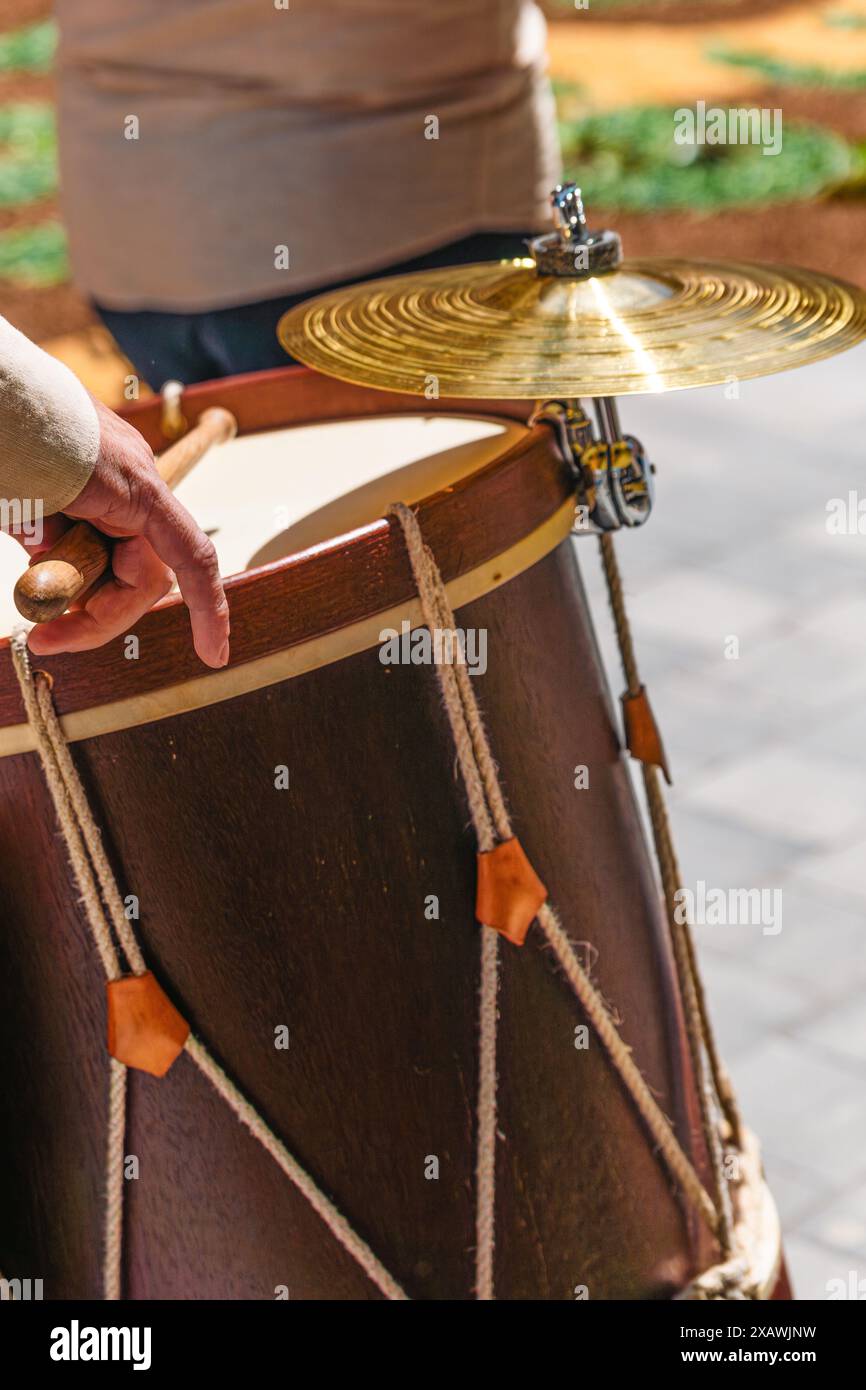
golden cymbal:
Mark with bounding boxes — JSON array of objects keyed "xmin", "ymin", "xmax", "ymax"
[{"xmin": 278, "ymin": 255, "xmax": 866, "ymax": 400}]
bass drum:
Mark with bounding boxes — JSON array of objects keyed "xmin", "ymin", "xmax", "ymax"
[{"xmin": 0, "ymin": 367, "xmax": 783, "ymax": 1300}]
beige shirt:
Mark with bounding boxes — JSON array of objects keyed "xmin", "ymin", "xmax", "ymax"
[
  {"xmin": 0, "ymin": 317, "xmax": 99, "ymax": 517},
  {"xmin": 55, "ymin": 0, "xmax": 561, "ymax": 311}
]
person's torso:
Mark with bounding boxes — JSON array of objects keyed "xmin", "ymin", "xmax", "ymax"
[
  {"xmin": 54, "ymin": 0, "xmax": 561, "ymax": 310},
  {"xmin": 56, "ymin": 0, "xmax": 546, "ymax": 104}
]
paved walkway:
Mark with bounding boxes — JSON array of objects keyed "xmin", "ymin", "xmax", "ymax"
[{"xmin": 578, "ymin": 341, "xmax": 866, "ymax": 1301}]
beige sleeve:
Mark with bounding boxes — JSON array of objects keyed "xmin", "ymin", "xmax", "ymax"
[{"xmin": 0, "ymin": 316, "xmax": 100, "ymax": 517}]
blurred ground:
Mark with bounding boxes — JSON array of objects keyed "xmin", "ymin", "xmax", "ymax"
[
  {"xmin": 0, "ymin": 2, "xmax": 864, "ymax": 399},
  {"xmin": 0, "ymin": 0, "xmax": 864, "ymax": 1302},
  {"xmin": 552, "ymin": 2, "xmax": 866, "ymax": 287},
  {"xmin": 581, "ymin": 342, "xmax": 866, "ymax": 1300},
  {"xmin": 549, "ymin": 1, "xmax": 866, "ymax": 104}
]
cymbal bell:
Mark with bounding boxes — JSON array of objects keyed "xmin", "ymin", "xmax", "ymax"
[{"xmin": 279, "ymin": 255, "xmax": 866, "ymax": 400}]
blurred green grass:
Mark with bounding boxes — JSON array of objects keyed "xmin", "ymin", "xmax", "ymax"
[
  {"xmin": 0, "ymin": 102, "xmax": 57, "ymax": 205},
  {"xmin": 824, "ymin": 12, "xmax": 866, "ymax": 29},
  {"xmin": 557, "ymin": 99, "xmax": 862, "ymax": 212},
  {"xmin": 545, "ymin": 0, "xmax": 715, "ymax": 11},
  {"xmin": 709, "ymin": 47, "xmax": 866, "ymax": 89},
  {"xmin": 0, "ymin": 20, "xmax": 66, "ymax": 287},
  {"xmin": 0, "ymin": 220, "xmax": 67, "ymax": 285},
  {"xmin": 0, "ymin": 19, "xmax": 55, "ymax": 74}
]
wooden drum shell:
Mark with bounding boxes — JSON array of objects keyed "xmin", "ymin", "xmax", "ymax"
[{"xmin": 0, "ymin": 369, "xmax": 719, "ymax": 1299}]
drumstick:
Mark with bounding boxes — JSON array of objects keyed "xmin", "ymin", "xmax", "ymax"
[{"xmin": 13, "ymin": 407, "xmax": 237, "ymax": 625}]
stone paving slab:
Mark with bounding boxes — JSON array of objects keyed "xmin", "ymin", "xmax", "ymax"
[{"xmin": 575, "ymin": 341, "xmax": 866, "ymax": 1300}]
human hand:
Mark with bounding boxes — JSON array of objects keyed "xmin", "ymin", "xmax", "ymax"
[{"xmin": 18, "ymin": 397, "xmax": 229, "ymax": 668}]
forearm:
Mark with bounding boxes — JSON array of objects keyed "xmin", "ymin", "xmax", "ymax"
[{"xmin": 0, "ymin": 316, "xmax": 99, "ymax": 517}]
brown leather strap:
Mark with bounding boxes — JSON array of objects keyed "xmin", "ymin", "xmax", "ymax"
[
  {"xmin": 106, "ymin": 972, "xmax": 189, "ymax": 1077},
  {"xmin": 476, "ymin": 837, "xmax": 547, "ymax": 946},
  {"xmin": 622, "ymin": 685, "xmax": 672, "ymax": 785}
]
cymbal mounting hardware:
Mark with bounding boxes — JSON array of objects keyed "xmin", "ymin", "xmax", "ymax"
[
  {"xmin": 530, "ymin": 397, "xmax": 654, "ymax": 533},
  {"xmin": 529, "ymin": 183, "xmax": 623, "ymax": 280}
]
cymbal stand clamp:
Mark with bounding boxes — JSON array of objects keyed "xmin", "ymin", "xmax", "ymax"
[{"xmin": 530, "ymin": 397, "xmax": 655, "ymax": 534}]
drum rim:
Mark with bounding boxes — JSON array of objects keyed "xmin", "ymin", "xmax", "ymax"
[
  {"xmin": 121, "ymin": 363, "xmax": 532, "ymax": 448},
  {"xmin": 0, "ymin": 368, "xmax": 574, "ymax": 747}
]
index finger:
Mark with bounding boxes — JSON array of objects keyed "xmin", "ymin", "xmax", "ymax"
[{"xmin": 140, "ymin": 482, "xmax": 229, "ymax": 668}]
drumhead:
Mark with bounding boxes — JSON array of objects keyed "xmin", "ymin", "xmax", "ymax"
[{"xmin": 0, "ymin": 413, "xmax": 525, "ymax": 638}]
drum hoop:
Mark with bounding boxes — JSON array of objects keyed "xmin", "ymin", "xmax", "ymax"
[
  {"xmin": 120, "ymin": 364, "xmax": 532, "ymax": 447},
  {"xmin": 0, "ymin": 369, "xmax": 571, "ymax": 741},
  {"xmin": 0, "ymin": 497, "xmax": 574, "ymax": 758}
]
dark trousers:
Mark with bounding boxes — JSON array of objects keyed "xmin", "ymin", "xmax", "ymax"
[{"xmin": 96, "ymin": 231, "xmax": 532, "ymax": 389}]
